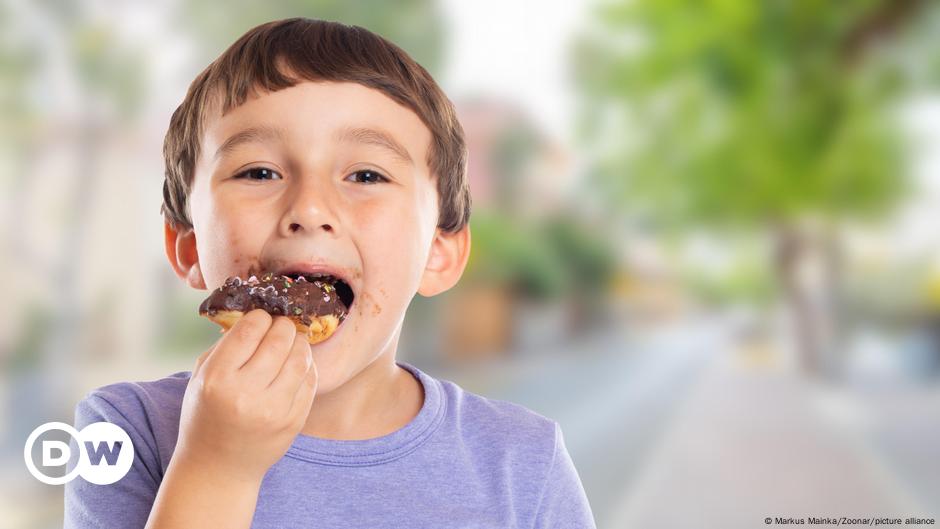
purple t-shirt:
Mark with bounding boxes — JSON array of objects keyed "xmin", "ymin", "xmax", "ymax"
[{"xmin": 64, "ymin": 361, "xmax": 596, "ymax": 528}]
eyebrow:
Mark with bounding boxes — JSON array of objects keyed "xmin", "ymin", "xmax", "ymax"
[
  {"xmin": 213, "ymin": 125, "xmax": 285, "ymax": 161},
  {"xmin": 333, "ymin": 126, "xmax": 414, "ymax": 166},
  {"xmin": 212, "ymin": 124, "xmax": 414, "ymax": 167}
]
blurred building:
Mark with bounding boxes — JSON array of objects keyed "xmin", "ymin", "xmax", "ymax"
[{"xmin": 456, "ymin": 96, "xmax": 575, "ymax": 218}]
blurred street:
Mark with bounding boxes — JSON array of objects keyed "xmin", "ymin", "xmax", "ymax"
[{"xmin": 434, "ymin": 316, "xmax": 940, "ymax": 529}]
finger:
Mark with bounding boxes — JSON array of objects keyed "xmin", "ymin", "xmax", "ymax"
[
  {"xmin": 203, "ymin": 309, "xmax": 273, "ymax": 372},
  {"xmin": 192, "ymin": 341, "xmax": 218, "ymax": 376},
  {"xmin": 269, "ymin": 331, "xmax": 312, "ymax": 400},
  {"xmin": 240, "ymin": 316, "xmax": 298, "ymax": 386},
  {"xmin": 286, "ymin": 352, "xmax": 318, "ymax": 427}
]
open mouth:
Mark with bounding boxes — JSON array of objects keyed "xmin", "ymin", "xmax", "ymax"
[
  {"xmin": 200, "ymin": 268, "xmax": 357, "ymax": 344},
  {"xmin": 281, "ymin": 272, "xmax": 356, "ymax": 312}
]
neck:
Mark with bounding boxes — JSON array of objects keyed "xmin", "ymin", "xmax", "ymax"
[{"xmin": 299, "ymin": 329, "xmax": 423, "ymax": 440}]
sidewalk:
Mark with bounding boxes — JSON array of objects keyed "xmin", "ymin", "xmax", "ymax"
[
  {"xmin": 431, "ymin": 320, "xmax": 723, "ymax": 528},
  {"xmin": 606, "ymin": 347, "xmax": 939, "ymax": 529}
]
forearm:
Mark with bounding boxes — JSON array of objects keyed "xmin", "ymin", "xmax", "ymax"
[{"xmin": 145, "ymin": 454, "xmax": 262, "ymax": 529}]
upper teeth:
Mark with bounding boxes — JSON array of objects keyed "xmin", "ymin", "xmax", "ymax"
[{"xmin": 297, "ymin": 273, "xmax": 335, "ymax": 282}]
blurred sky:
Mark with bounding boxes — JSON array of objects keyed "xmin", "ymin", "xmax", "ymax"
[{"xmin": 440, "ymin": 0, "xmax": 586, "ymax": 145}]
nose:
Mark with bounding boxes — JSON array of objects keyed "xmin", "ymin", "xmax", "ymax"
[{"xmin": 279, "ymin": 177, "xmax": 338, "ymax": 237}]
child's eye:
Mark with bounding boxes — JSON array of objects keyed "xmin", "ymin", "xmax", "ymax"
[
  {"xmin": 345, "ymin": 169, "xmax": 389, "ymax": 184},
  {"xmin": 233, "ymin": 167, "xmax": 282, "ymax": 181}
]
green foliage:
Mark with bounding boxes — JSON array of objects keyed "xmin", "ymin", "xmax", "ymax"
[
  {"xmin": 0, "ymin": 3, "xmax": 40, "ymax": 139},
  {"xmin": 464, "ymin": 212, "xmax": 568, "ymax": 300},
  {"xmin": 72, "ymin": 24, "xmax": 147, "ymax": 116},
  {"xmin": 572, "ymin": 0, "xmax": 935, "ymax": 229},
  {"xmin": 6, "ymin": 303, "xmax": 53, "ymax": 372},
  {"xmin": 683, "ymin": 252, "xmax": 776, "ymax": 307},
  {"xmin": 465, "ymin": 211, "xmax": 618, "ymax": 302},
  {"xmin": 542, "ymin": 216, "xmax": 618, "ymax": 299},
  {"xmin": 155, "ymin": 288, "xmax": 221, "ymax": 358}
]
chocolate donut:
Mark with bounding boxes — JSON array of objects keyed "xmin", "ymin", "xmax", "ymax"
[{"xmin": 199, "ymin": 271, "xmax": 350, "ymax": 344}]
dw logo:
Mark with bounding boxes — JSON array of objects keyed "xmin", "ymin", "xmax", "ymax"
[{"xmin": 24, "ymin": 422, "xmax": 134, "ymax": 485}]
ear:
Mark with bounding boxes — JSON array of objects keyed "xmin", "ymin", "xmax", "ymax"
[
  {"xmin": 164, "ymin": 221, "xmax": 207, "ymax": 290},
  {"xmin": 417, "ymin": 225, "xmax": 471, "ymax": 297}
]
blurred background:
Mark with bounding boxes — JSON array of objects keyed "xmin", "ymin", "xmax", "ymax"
[{"xmin": 2, "ymin": 0, "xmax": 940, "ymax": 527}]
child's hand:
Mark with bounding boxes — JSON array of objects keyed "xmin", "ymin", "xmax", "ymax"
[{"xmin": 175, "ymin": 309, "xmax": 318, "ymax": 483}]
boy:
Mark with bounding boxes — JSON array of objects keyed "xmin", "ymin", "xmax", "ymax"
[{"xmin": 65, "ymin": 18, "xmax": 596, "ymax": 529}]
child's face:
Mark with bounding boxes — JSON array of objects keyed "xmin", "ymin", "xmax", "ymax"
[{"xmin": 172, "ymin": 81, "xmax": 466, "ymax": 394}]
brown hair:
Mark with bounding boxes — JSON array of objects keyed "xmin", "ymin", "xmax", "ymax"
[{"xmin": 161, "ymin": 18, "xmax": 470, "ymax": 232}]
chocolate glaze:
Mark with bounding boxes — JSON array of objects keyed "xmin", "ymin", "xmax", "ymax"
[{"xmin": 199, "ymin": 272, "xmax": 348, "ymax": 326}]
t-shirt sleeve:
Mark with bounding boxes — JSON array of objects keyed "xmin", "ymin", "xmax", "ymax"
[
  {"xmin": 64, "ymin": 392, "xmax": 161, "ymax": 529},
  {"xmin": 532, "ymin": 422, "xmax": 597, "ymax": 529}
]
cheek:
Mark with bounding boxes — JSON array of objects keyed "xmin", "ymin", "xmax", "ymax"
[
  {"xmin": 195, "ymin": 194, "xmax": 270, "ymax": 288},
  {"xmin": 353, "ymin": 197, "xmax": 426, "ymax": 261},
  {"xmin": 348, "ymin": 207, "xmax": 415, "ymax": 306}
]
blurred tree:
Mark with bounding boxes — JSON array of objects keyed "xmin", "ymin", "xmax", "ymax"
[
  {"xmin": 177, "ymin": 0, "xmax": 447, "ymax": 77},
  {"xmin": 573, "ymin": 0, "xmax": 940, "ymax": 375},
  {"xmin": 464, "ymin": 212, "xmax": 568, "ymax": 301},
  {"xmin": 542, "ymin": 215, "xmax": 618, "ymax": 329},
  {"xmin": 1, "ymin": 1, "xmax": 150, "ymax": 426}
]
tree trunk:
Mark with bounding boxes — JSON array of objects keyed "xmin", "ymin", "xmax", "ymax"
[{"xmin": 772, "ymin": 221, "xmax": 841, "ymax": 377}]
